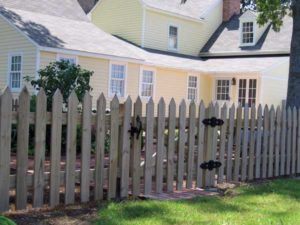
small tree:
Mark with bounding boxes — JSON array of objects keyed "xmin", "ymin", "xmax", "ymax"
[{"xmin": 25, "ymin": 60, "xmax": 93, "ymax": 109}]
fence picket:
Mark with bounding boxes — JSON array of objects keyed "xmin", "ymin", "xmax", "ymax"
[
  {"xmin": 241, "ymin": 104, "xmax": 249, "ymax": 181},
  {"xmin": 262, "ymin": 105, "xmax": 269, "ymax": 179},
  {"xmin": 255, "ymin": 105, "xmax": 263, "ymax": 179},
  {"xmin": 218, "ymin": 104, "xmax": 227, "ymax": 183},
  {"xmin": 275, "ymin": 106, "xmax": 281, "ymax": 177},
  {"xmin": 177, "ymin": 100, "xmax": 186, "ymax": 190},
  {"xmin": 144, "ymin": 98, "xmax": 154, "ymax": 195},
  {"xmin": 120, "ymin": 97, "xmax": 132, "ymax": 198},
  {"xmin": 95, "ymin": 94, "xmax": 106, "ymax": 200},
  {"xmin": 210, "ymin": 103, "xmax": 219, "ymax": 186},
  {"xmin": 196, "ymin": 101, "xmax": 205, "ymax": 188},
  {"xmin": 156, "ymin": 98, "xmax": 166, "ymax": 193},
  {"xmin": 80, "ymin": 92, "xmax": 92, "ymax": 203},
  {"xmin": 65, "ymin": 91, "xmax": 79, "ymax": 205},
  {"xmin": 108, "ymin": 96, "xmax": 119, "ymax": 199},
  {"xmin": 286, "ymin": 107, "xmax": 292, "ymax": 175},
  {"xmin": 248, "ymin": 104, "xmax": 256, "ymax": 180},
  {"xmin": 187, "ymin": 101, "xmax": 196, "ymax": 188},
  {"xmin": 234, "ymin": 105, "xmax": 242, "ymax": 182},
  {"xmin": 16, "ymin": 87, "xmax": 30, "ymax": 210},
  {"xmin": 33, "ymin": 89, "xmax": 47, "ymax": 208},
  {"xmin": 132, "ymin": 98, "xmax": 143, "ymax": 197},
  {"xmin": 204, "ymin": 104, "xmax": 213, "ymax": 186},
  {"xmin": 268, "ymin": 106, "xmax": 275, "ymax": 178},
  {"xmin": 226, "ymin": 104, "xmax": 235, "ymax": 182},
  {"xmin": 0, "ymin": 88, "xmax": 12, "ymax": 212},
  {"xmin": 167, "ymin": 99, "xmax": 176, "ymax": 192},
  {"xmin": 50, "ymin": 90, "xmax": 63, "ymax": 207},
  {"xmin": 280, "ymin": 106, "xmax": 287, "ymax": 175},
  {"xmin": 292, "ymin": 107, "xmax": 297, "ymax": 174}
]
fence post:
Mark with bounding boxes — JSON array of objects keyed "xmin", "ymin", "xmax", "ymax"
[
  {"xmin": 233, "ymin": 105, "xmax": 242, "ymax": 182},
  {"xmin": 177, "ymin": 100, "xmax": 186, "ymax": 190},
  {"xmin": 268, "ymin": 106, "xmax": 275, "ymax": 178},
  {"xmin": 248, "ymin": 104, "xmax": 256, "ymax": 180},
  {"xmin": 280, "ymin": 105, "xmax": 287, "ymax": 176},
  {"xmin": 196, "ymin": 101, "xmax": 205, "ymax": 188},
  {"xmin": 274, "ymin": 106, "xmax": 281, "ymax": 177},
  {"xmin": 218, "ymin": 103, "xmax": 227, "ymax": 183},
  {"xmin": 226, "ymin": 104, "xmax": 235, "ymax": 182},
  {"xmin": 187, "ymin": 101, "xmax": 196, "ymax": 189},
  {"xmin": 0, "ymin": 88, "xmax": 12, "ymax": 212},
  {"xmin": 241, "ymin": 104, "xmax": 249, "ymax": 181}
]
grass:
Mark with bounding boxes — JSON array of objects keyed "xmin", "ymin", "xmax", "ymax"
[{"xmin": 96, "ymin": 179, "xmax": 300, "ymax": 225}]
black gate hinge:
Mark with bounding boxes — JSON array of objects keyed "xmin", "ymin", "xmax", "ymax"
[
  {"xmin": 128, "ymin": 115, "xmax": 142, "ymax": 139},
  {"xmin": 202, "ymin": 117, "xmax": 224, "ymax": 127},
  {"xmin": 200, "ymin": 160, "xmax": 222, "ymax": 171}
]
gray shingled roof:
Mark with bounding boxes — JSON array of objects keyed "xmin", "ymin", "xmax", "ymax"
[
  {"xmin": 0, "ymin": 6, "xmax": 145, "ymax": 61},
  {"xmin": 200, "ymin": 15, "xmax": 292, "ymax": 56},
  {"xmin": 142, "ymin": 0, "xmax": 217, "ymax": 20},
  {"xmin": 0, "ymin": 0, "xmax": 89, "ymax": 21}
]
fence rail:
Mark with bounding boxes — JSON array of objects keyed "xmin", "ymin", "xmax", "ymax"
[{"xmin": 0, "ymin": 87, "xmax": 299, "ymax": 212}]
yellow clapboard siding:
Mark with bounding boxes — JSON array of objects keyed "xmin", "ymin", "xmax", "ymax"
[
  {"xmin": 91, "ymin": 0, "xmax": 143, "ymax": 46},
  {"xmin": 0, "ymin": 16, "xmax": 37, "ymax": 95},
  {"xmin": 143, "ymin": 1, "xmax": 222, "ymax": 56}
]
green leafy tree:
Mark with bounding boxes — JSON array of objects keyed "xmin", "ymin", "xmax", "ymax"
[{"xmin": 25, "ymin": 60, "xmax": 93, "ymax": 109}]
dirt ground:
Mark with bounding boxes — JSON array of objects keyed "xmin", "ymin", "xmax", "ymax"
[{"xmin": 5, "ymin": 203, "xmax": 99, "ymax": 225}]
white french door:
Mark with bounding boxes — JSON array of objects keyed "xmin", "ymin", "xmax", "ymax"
[{"xmin": 238, "ymin": 79, "xmax": 257, "ymax": 107}]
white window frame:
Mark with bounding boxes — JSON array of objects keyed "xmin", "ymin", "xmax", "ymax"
[
  {"xmin": 8, "ymin": 52, "xmax": 23, "ymax": 92},
  {"xmin": 168, "ymin": 24, "xmax": 179, "ymax": 51},
  {"xmin": 237, "ymin": 78, "xmax": 258, "ymax": 107},
  {"xmin": 56, "ymin": 54, "xmax": 78, "ymax": 65},
  {"xmin": 214, "ymin": 78, "xmax": 231, "ymax": 103},
  {"xmin": 108, "ymin": 61, "xmax": 127, "ymax": 98},
  {"xmin": 139, "ymin": 66, "xmax": 156, "ymax": 100},
  {"xmin": 240, "ymin": 21, "xmax": 256, "ymax": 47},
  {"xmin": 187, "ymin": 74, "xmax": 199, "ymax": 102}
]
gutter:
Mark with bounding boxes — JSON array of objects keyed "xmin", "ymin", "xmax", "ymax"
[{"xmin": 199, "ymin": 50, "xmax": 290, "ymax": 58}]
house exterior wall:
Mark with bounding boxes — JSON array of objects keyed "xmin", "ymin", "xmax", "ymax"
[
  {"xmin": 39, "ymin": 51, "xmax": 213, "ymax": 109},
  {"xmin": 0, "ymin": 16, "xmax": 37, "ymax": 96},
  {"xmin": 90, "ymin": 0, "xmax": 143, "ymax": 46},
  {"xmin": 143, "ymin": 0, "xmax": 223, "ymax": 56},
  {"xmin": 261, "ymin": 60, "xmax": 289, "ymax": 107}
]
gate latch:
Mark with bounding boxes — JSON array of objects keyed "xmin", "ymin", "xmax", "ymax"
[
  {"xmin": 128, "ymin": 115, "xmax": 142, "ymax": 140},
  {"xmin": 200, "ymin": 160, "xmax": 222, "ymax": 171},
  {"xmin": 202, "ymin": 117, "xmax": 224, "ymax": 127}
]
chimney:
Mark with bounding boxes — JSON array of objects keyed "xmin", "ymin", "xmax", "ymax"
[{"xmin": 223, "ymin": 0, "xmax": 240, "ymax": 22}]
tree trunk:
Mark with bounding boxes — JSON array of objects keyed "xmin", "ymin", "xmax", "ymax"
[{"xmin": 287, "ymin": 0, "xmax": 300, "ymax": 107}]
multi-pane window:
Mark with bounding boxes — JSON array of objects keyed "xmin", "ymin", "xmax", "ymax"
[
  {"xmin": 9, "ymin": 55, "xmax": 22, "ymax": 90},
  {"xmin": 168, "ymin": 26, "xmax": 178, "ymax": 50},
  {"xmin": 216, "ymin": 79, "xmax": 230, "ymax": 101},
  {"xmin": 58, "ymin": 55, "xmax": 77, "ymax": 64},
  {"xmin": 110, "ymin": 64, "xmax": 126, "ymax": 97},
  {"xmin": 238, "ymin": 79, "xmax": 257, "ymax": 107},
  {"xmin": 242, "ymin": 22, "xmax": 254, "ymax": 44},
  {"xmin": 188, "ymin": 76, "xmax": 198, "ymax": 101},
  {"xmin": 140, "ymin": 70, "xmax": 154, "ymax": 98}
]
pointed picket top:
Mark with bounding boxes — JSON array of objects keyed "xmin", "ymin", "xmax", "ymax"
[
  {"xmin": 263, "ymin": 104, "xmax": 269, "ymax": 114},
  {"xmin": 97, "ymin": 93, "xmax": 106, "ymax": 106},
  {"xmin": 169, "ymin": 98, "xmax": 176, "ymax": 110},
  {"xmin": 270, "ymin": 105, "xmax": 275, "ymax": 118},
  {"xmin": 68, "ymin": 90, "xmax": 79, "ymax": 107},
  {"xmin": 199, "ymin": 100, "xmax": 205, "ymax": 112},
  {"xmin": 230, "ymin": 103, "xmax": 235, "ymax": 111},
  {"xmin": 179, "ymin": 99, "xmax": 186, "ymax": 113},
  {"xmin": 222, "ymin": 102, "xmax": 228, "ymax": 111},
  {"xmin": 19, "ymin": 86, "xmax": 30, "ymax": 99},
  {"xmin": 276, "ymin": 105, "xmax": 281, "ymax": 117},
  {"xmin": 53, "ymin": 89, "xmax": 62, "ymax": 100},
  {"xmin": 293, "ymin": 106, "xmax": 297, "ymax": 121},
  {"xmin": 189, "ymin": 99, "xmax": 196, "ymax": 110},
  {"xmin": 158, "ymin": 97, "xmax": 166, "ymax": 108},
  {"xmin": 124, "ymin": 96, "xmax": 132, "ymax": 107},
  {"xmin": 146, "ymin": 97, "xmax": 154, "ymax": 106},
  {"xmin": 111, "ymin": 94, "xmax": 119, "ymax": 110},
  {"xmin": 83, "ymin": 91, "xmax": 92, "ymax": 102},
  {"xmin": 1, "ymin": 86, "xmax": 13, "ymax": 102},
  {"xmin": 37, "ymin": 87, "xmax": 46, "ymax": 98}
]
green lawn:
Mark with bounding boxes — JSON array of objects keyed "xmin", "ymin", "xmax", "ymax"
[{"xmin": 97, "ymin": 179, "xmax": 300, "ymax": 225}]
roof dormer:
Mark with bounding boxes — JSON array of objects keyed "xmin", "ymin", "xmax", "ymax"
[{"xmin": 239, "ymin": 10, "xmax": 269, "ymax": 47}]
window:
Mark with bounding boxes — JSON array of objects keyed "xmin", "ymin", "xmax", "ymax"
[
  {"xmin": 188, "ymin": 76, "xmax": 198, "ymax": 101},
  {"xmin": 242, "ymin": 22, "xmax": 254, "ymax": 44},
  {"xmin": 168, "ymin": 26, "xmax": 178, "ymax": 50},
  {"xmin": 216, "ymin": 79, "xmax": 230, "ymax": 101},
  {"xmin": 57, "ymin": 55, "xmax": 77, "ymax": 64},
  {"xmin": 9, "ymin": 55, "xmax": 22, "ymax": 90},
  {"xmin": 109, "ymin": 63, "xmax": 126, "ymax": 97},
  {"xmin": 238, "ymin": 79, "xmax": 257, "ymax": 107},
  {"xmin": 140, "ymin": 69, "xmax": 154, "ymax": 98}
]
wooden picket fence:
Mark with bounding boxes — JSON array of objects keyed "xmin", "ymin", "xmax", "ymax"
[{"xmin": 0, "ymin": 86, "xmax": 299, "ymax": 212}]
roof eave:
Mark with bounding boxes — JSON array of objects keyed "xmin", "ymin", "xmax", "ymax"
[{"xmin": 199, "ymin": 50, "xmax": 290, "ymax": 58}]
